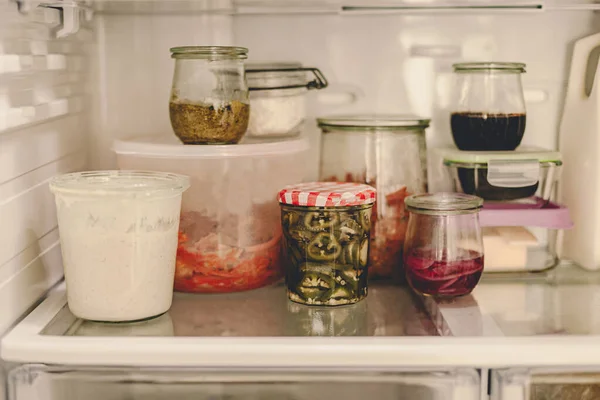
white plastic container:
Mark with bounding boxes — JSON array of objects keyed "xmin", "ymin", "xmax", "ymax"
[
  {"xmin": 49, "ymin": 171, "xmax": 190, "ymax": 322},
  {"xmin": 246, "ymin": 63, "xmax": 328, "ymax": 138},
  {"xmin": 113, "ymin": 135, "xmax": 309, "ymax": 294}
]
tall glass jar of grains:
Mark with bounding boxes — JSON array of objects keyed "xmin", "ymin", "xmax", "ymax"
[
  {"xmin": 169, "ymin": 46, "xmax": 250, "ymax": 145},
  {"xmin": 318, "ymin": 115, "xmax": 430, "ymax": 281}
]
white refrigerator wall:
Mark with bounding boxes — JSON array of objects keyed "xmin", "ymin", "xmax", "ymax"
[
  {"xmin": 87, "ymin": 10, "xmax": 600, "ymax": 183},
  {"xmin": 0, "ymin": 3, "xmax": 91, "ymax": 336}
]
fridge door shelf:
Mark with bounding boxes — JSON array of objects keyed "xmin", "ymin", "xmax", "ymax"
[{"xmin": 5, "ymin": 264, "xmax": 600, "ymax": 368}]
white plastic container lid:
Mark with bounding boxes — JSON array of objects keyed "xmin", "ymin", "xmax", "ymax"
[
  {"xmin": 113, "ymin": 134, "xmax": 310, "ymax": 159},
  {"xmin": 442, "ymin": 146, "xmax": 562, "ymax": 165}
]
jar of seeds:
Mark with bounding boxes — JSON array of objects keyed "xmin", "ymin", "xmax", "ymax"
[{"xmin": 169, "ymin": 46, "xmax": 250, "ymax": 145}]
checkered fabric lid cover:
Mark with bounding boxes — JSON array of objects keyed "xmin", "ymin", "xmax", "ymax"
[{"xmin": 278, "ymin": 182, "xmax": 377, "ymax": 207}]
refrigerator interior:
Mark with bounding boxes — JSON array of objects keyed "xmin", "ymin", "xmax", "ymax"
[
  {"xmin": 4, "ymin": 0, "xmax": 600, "ymax": 399},
  {"xmin": 3, "ymin": 2, "xmax": 600, "ymax": 327}
]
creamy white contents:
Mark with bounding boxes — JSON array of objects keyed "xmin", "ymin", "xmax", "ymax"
[
  {"xmin": 55, "ymin": 193, "xmax": 182, "ymax": 322},
  {"xmin": 247, "ymin": 92, "xmax": 306, "ymax": 137}
]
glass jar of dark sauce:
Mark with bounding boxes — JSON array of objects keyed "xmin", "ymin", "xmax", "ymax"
[{"xmin": 450, "ymin": 62, "xmax": 526, "ymax": 151}]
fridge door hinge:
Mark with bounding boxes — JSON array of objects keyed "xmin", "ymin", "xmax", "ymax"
[
  {"xmin": 41, "ymin": 1, "xmax": 93, "ymax": 38},
  {"xmin": 11, "ymin": 0, "xmax": 93, "ymax": 38}
]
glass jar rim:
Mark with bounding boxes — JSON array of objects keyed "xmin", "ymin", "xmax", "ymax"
[
  {"xmin": 317, "ymin": 114, "xmax": 431, "ymax": 131},
  {"xmin": 49, "ymin": 170, "xmax": 190, "ymax": 197},
  {"xmin": 453, "ymin": 62, "xmax": 526, "ymax": 73},
  {"xmin": 170, "ymin": 46, "xmax": 248, "ymax": 59},
  {"xmin": 405, "ymin": 193, "xmax": 483, "ymax": 214}
]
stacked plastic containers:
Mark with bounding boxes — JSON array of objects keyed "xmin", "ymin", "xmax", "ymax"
[
  {"xmin": 115, "ymin": 46, "xmax": 328, "ymax": 295},
  {"xmin": 441, "ymin": 62, "xmax": 572, "ymax": 274}
]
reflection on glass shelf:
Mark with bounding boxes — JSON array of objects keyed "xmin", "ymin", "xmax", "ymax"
[
  {"xmin": 39, "ymin": 264, "xmax": 600, "ymax": 339},
  {"xmin": 420, "ymin": 263, "xmax": 600, "ymax": 337},
  {"xmin": 42, "ymin": 283, "xmax": 438, "ymax": 337}
]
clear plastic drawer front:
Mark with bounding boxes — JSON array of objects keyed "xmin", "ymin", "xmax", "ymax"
[
  {"xmin": 492, "ymin": 368, "xmax": 600, "ymax": 400},
  {"xmin": 10, "ymin": 365, "xmax": 480, "ymax": 400}
]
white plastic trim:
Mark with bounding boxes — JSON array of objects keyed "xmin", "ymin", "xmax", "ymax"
[{"xmin": 5, "ymin": 289, "xmax": 600, "ymax": 368}]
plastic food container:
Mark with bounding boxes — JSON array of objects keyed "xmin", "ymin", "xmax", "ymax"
[
  {"xmin": 443, "ymin": 147, "xmax": 562, "ymax": 204},
  {"xmin": 49, "ymin": 171, "xmax": 189, "ymax": 322},
  {"xmin": 318, "ymin": 115, "xmax": 429, "ymax": 281},
  {"xmin": 114, "ymin": 135, "xmax": 309, "ymax": 294},
  {"xmin": 478, "ymin": 201, "xmax": 573, "ymax": 273},
  {"xmin": 246, "ymin": 63, "xmax": 328, "ymax": 138},
  {"xmin": 278, "ymin": 182, "xmax": 376, "ymax": 306},
  {"xmin": 404, "ymin": 193, "xmax": 484, "ymax": 297}
]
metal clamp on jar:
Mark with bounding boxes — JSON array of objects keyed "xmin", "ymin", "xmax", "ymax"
[{"xmin": 246, "ymin": 63, "xmax": 328, "ymax": 138}]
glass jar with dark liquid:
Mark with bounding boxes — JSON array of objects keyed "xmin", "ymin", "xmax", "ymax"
[{"xmin": 450, "ymin": 62, "xmax": 526, "ymax": 151}]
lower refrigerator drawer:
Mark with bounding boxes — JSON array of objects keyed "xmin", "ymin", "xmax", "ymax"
[
  {"xmin": 492, "ymin": 367, "xmax": 600, "ymax": 400},
  {"xmin": 9, "ymin": 365, "xmax": 480, "ymax": 400}
]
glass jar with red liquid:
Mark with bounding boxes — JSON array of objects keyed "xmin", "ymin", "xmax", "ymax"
[{"xmin": 404, "ymin": 193, "xmax": 484, "ymax": 297}]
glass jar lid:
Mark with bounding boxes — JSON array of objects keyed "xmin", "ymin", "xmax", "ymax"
[
  {"xmin": 49, "ymin": 171, "xmax": 190, "ymax": 197},
  {"xmin": 405, "ymin": 193, "xmax": 483, "ymax": 214},
  {"xmin": 453, "ymin": 62, "xmax": 526, "ymax": 73},
  {"xmin": 317, "ymin": 114, "xmax": 430, "ymax": 132},
  {"xmin": 170, "ymin": 46, "xmax": 248, "ymax": 60}
]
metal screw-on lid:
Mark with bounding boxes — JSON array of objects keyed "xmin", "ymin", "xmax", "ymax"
[
  {"xmin": 405, "ymin": 193, "xmax": 483, "ymax": 214},
  {"xmin": 278, "ymin": 182, "xmax": 377, "ymax": 207}
]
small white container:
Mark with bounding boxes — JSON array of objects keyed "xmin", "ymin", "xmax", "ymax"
[
  {"xmin": 50, "ymin": 171, "xmax": 190, "ymax": 322},
  {"xmin": 246, "ymin": 63, "xmax": 327, "ymax": 138}
]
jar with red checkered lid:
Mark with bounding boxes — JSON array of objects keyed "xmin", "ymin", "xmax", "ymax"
[{"xmin": 278, "ymin": 182, "xmax": 376, "ymax": 306}]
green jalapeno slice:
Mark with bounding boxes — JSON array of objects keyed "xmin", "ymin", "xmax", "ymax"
[
  {"xmin": 304, "ymin": 211, "xmax": 340, "ymax": 232},
  {"xmin": 307, "ymin": 233, "xmax": 342, "ymax": 261}
]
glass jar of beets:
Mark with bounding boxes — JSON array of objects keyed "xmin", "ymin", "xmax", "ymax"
[
  {"xmin": 404, "ymin": 193, "xmax": 484, "ymax": 298},
  {"xmin": 451, "ymin": 62, "xmax": 526, "ymax": 151}
]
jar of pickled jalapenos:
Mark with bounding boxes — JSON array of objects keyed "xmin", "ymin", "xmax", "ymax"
[{"xmin": 278, "ymin": 182, "xmax": 376, "ymax": 306}]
